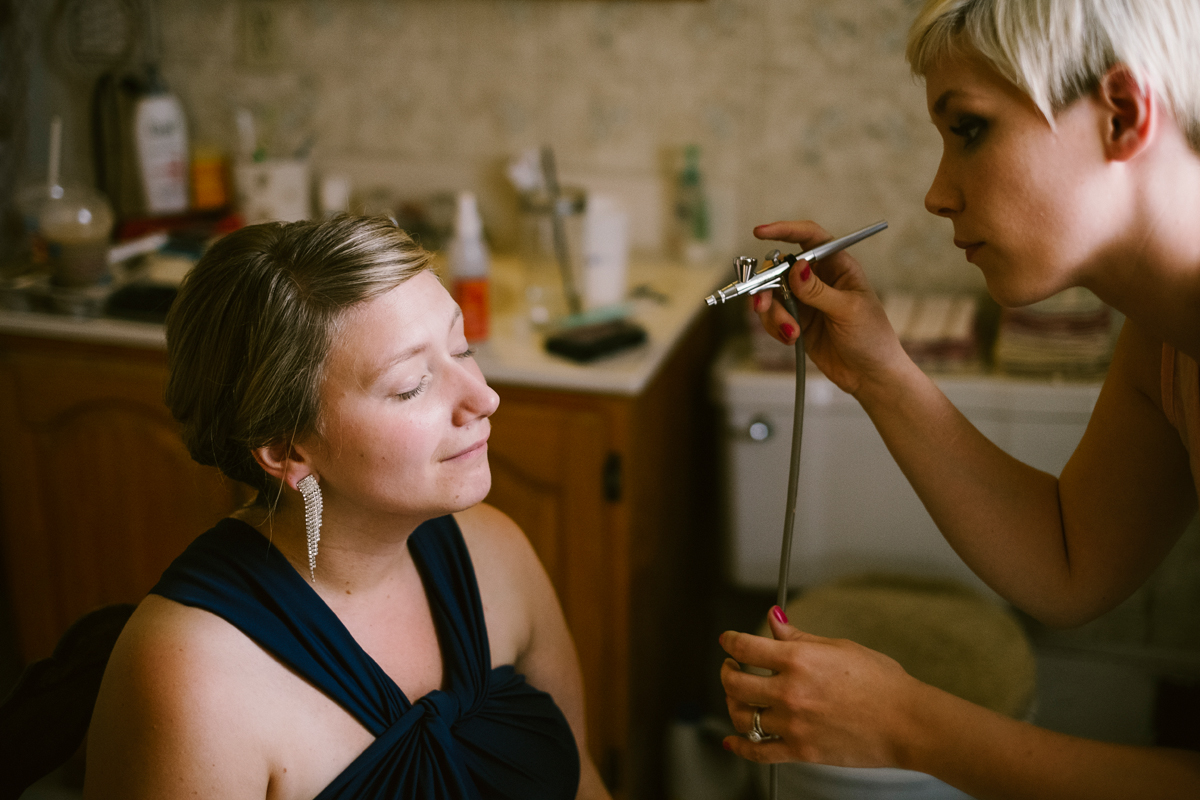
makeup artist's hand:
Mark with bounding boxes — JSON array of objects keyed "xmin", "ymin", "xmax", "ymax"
[
  {"xmin": 750, "ymin": 220, "xmax": 909, "ymax": 397},
  {"xmin": 718, "ymin": 606, "xmax": 918, "ymax": 767}
]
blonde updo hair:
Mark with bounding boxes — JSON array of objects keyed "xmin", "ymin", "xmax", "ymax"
[
  {"xmin": 906, "ymin": 0, "xmax": 1200, "ymax": 152},
  {"xmin": 165, "ymin": 215, "xmax": 433, "ymax": 495}
]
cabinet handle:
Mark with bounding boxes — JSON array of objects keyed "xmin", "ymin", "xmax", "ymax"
[
  {"xmin": 603, "ymin": 452, "xmax": 622, "ymax": 503},
  {"xmin": 727, "ymin": 416, "xmax": 773, "ymax": 442}
]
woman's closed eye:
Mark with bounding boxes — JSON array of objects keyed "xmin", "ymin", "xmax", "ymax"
[
  {"xmin": 949, "ymin": 115, "xmax": 987, "ymax": 148},
  {"xmin": 454, "ymin": 348, "xmax": 475, "ymax": 360},
  {"xmin": 396, "ymin": 377, "xmax": 428, "ymax": 401}
]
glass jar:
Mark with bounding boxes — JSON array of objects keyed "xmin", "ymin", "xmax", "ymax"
[
  {"xmin": 517, "ymin": 186, "xmax": 585, "ymax": 326},
  {"xmin": 38, "ymin": 186, "xmax": 115, "ymax": 288}
]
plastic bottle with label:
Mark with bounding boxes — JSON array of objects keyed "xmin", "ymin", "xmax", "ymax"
[
  {"xmin": 134, "ymin": 66, "xmax": 190, "ymax": 216},
  {"xmin": 447, "ymin": 192, "xmax": 490, "ymax": 343}
]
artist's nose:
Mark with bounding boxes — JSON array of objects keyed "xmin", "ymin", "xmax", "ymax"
[{"xmin": 924, "ymin": 153, "xmax": 963, "ymax": 218}]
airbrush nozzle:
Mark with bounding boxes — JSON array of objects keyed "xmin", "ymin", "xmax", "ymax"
[{"xmin": 705, "ymin": 220, "xmax": 887, "ymax": 306}]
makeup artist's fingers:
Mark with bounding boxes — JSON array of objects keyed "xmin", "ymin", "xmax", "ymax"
[
  {"xmin": 754, "ymin": 220, "xmax": 834, "ymax": 251},
  {"xmin": 752, "ymin": 291, "xmax": 802, "ymax": 345},
  {"xmin": 720, "ymin": 627, "xmax": 826, "ymax": 680},
  {"xmin": 726, "ymin": 700, "xmax": 774, "ymax": 738},
  {"xmin": 784, "ymin": 257, "xmax": 860, "ymax": 325},
  {"xmin": 720, "ymin": 656, "xmax": 774, "ymax": 708}
]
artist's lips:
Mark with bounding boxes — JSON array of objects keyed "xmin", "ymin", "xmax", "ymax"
[
  {"xmin": 954, "ymin": 239, "xmax": 984, "ymax": 261},
  {"xmin": 445, "ymin": 436, "xmax": 489, "ymax": 461}
]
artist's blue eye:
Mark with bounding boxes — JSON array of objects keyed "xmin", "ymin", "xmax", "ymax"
[{"xmin": 949, "ymin": 116, "xmax": 987, "ymax": 148}]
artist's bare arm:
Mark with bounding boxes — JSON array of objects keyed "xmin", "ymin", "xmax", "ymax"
[
  {"xmin": 457, "ymin": 504, "xmax": 611, "ymax": 800},
  {"xmin": 905, "ymin": 678, "xmax": 1200, "ymax": 800},
  {"xmin": 753, "ymin": 220, "xmax": 1196, "ymax": 625},
  {"xmin": 850, "ymin": 317, "xmax": 1194, "ymax": 624},
  {"xmin": 720, "ymin": 616, "xmax": 1200, "ymax": 799}
]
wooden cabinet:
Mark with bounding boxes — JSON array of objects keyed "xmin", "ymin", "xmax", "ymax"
[
  {"xmin": 486, "ymin": 312, "xmax": 721, "ymax": 799},
  {"xmin": 0, "ymin": 310, "xmax": 721, "ymax": 799},
  {"xmin": 0, "ymin": 334, "xmax": 253, "ymax": 661}
]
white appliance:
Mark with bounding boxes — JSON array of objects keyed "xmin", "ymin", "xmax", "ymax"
[{"xmin": 713, "ymin": 340, "xmax": 1101, "ymax": 598}]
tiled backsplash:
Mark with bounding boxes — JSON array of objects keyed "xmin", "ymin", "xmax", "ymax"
[{"xmin": 154, "ymin": 0, "xmax": 966, "ymax": 291}]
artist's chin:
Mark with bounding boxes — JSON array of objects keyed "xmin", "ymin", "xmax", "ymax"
[{"xmin": 977, "ymin": 261, "xmax": 1066, "ymax": 310}]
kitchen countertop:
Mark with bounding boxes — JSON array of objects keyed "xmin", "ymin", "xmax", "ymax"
[
  {"xmin": 0, "ymin": 257, "xmax": 728, "ymax": 396},
  {"xmin": 477, "ymin": 257, "xmax": 725, "ymax": 394}
]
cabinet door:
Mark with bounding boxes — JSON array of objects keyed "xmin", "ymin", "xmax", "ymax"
[
  {"xmin": 485, "ymin": 393, "xmax": 624, "ymax": 784},
  {"xmin": 0, "ymin": 339, "xmax": 251, "ymax": 661}
]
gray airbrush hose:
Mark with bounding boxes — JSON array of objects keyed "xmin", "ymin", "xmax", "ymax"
[{"xmin": 768, "ymin": 287, "xmax": 805, "ymax": 800}]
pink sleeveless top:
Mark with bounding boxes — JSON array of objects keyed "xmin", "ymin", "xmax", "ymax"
[{"xmin": 1161, "ymin": 343, "xmax": 1200, "ymax": 498}]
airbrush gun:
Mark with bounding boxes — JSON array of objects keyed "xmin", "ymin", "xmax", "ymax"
[
  {"xmin": 705, "ymin": 220, "xmax": 887, "ymax": 800},
  {"xmin": 705, "ymin": 220, "xmax": 888, "ymax": 307}
]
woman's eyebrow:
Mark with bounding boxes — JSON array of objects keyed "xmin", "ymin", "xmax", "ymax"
[
  {"xmin": 367, "ymin": 343, "xmax": 427, "ymax": 385},
  {"xmin": 365, "ymin": 308, "xmax": 465, "ymax": 385}
]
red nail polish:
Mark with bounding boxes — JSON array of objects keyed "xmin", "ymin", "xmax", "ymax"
[
  {"xmin": 722, "ymin": 739, "xmax": 732, "ymax": 751},
  {"xmin": 799, "ymin": 264, "xmax": 812, "ymax": 282},
  {"xmin": 780, "ymin": 323, "xmax": 796, "ymax": 340},
  {"xmin": 772, "ymin": 605, "xmax": 788, "ymax": 624}
]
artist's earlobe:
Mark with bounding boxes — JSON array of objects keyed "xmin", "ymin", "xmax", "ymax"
[{"xmin": 1098, "ymin": 65, "xmax": 1152, "ymax": 162}]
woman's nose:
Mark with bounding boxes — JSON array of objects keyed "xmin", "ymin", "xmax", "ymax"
[
  {"xmin": 453, "ymin": 362, "xmax": 500, "ymax": 424},
  {"xmin": 924, "ymin": 155, "xmax": 962, "ymax": 218}
]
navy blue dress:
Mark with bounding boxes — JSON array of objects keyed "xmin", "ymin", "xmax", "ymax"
[{"xmin": 150, "ymin": 516, "xmax": 581, "ymax": 800}]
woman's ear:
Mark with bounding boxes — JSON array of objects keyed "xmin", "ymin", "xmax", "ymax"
[
  {"xmin": 251, "ymin": 440, "xmax": 315, "ymax": 491},
  {"xmin": 1097, "ymin": 65, "xmax": 1155, "ymax": 162}
]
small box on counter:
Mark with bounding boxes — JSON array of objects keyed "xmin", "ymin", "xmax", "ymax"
[{"xmin": 544, "ymin": 319, "xmax": 647, "ymax": 363}]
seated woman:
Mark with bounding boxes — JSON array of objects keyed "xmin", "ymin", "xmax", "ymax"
[{"xmin": 84, "ymin": 215, "xmax": 609, "ymax": 800}]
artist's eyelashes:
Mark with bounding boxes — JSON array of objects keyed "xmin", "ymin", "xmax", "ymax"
[{"xmin": 949, "ymin": 115, "xmax": 987, "ymax": 148}]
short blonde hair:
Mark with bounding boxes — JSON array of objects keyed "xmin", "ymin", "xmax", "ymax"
[
  {"xmin": 165, "ymin": 215, "xmax": 433, "ymax": 494},
  {"xmin": 907, "ymin": 0, "xmax": 1200, "ymax": 151}
]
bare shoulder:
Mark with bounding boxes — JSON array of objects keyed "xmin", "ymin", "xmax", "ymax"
[
  {"xmin": 96, "ymin": 593, "xmax": 270, "ymax": 719},
  {"xmin": 453, "ymin": 504, "xmax": 556, "ymax": 666},
  {"xmin": 1108, "ymin": 316, "xmax": 1167, "ymax": 411},
  {"xmin": 84, "ymin": 595, "xmax": 272, "ymax": 798}
]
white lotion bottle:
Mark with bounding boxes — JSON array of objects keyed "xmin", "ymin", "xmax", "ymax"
[
  {"xmin": 582, "ymin": 193, "xmax": 629, "ymax": 310},
  {"xmin": 134, "ymin": 67, "xmax": 190, "ymax": 215},
  {"xmin": 447, "ymin": 191, "xmax": 490, "ymax": 343}
]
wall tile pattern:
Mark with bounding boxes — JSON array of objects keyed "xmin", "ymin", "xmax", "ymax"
[{"xmin": 154, "ymin": 0, "xmax": 966, "ymax": 292}]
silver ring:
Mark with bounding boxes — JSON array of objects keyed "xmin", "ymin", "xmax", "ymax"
[{"xmin": 748, "ymin": 707, "xmax": 767, "ymax": 743}]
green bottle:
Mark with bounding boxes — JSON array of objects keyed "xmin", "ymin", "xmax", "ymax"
[{"xmin": 675, "ymin": 145, "xmax": 710, "ymax": 263}]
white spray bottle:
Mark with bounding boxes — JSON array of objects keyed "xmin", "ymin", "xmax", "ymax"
[{"xmin": 447, "ymin": 191, "xmax": 490, "ymax": 343}]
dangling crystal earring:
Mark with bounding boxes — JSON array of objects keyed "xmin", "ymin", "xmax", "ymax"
[{"xmin": 297, "ymin": 475, "xmax": 322, "ymax": 582}]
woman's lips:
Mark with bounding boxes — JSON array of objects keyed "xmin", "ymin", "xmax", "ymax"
[
  {"xmin": 954, "ymin": 239, "xmax": 984, "ymax": 262},
  {"xmin": 445, "ymin": 437, "xmax": 489, "ymax": 461}
]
